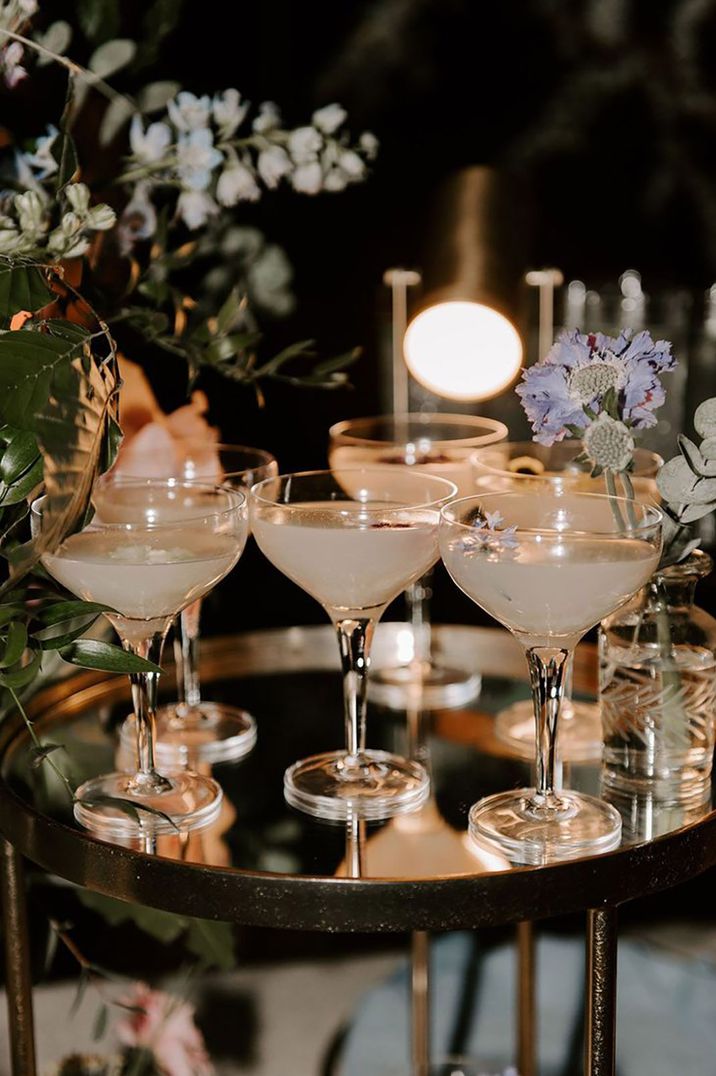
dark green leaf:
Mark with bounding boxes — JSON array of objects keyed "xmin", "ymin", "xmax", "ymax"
[
  {"xmin": 36, "ymin": 600, "xmax": 115, "ymax": 626},
  {"xmin": 0, "ymin": 648, "xmax": 40, "ymax": 688},
  {"xmin": 51, "ymin": 128, "xmax": 79, "ymax": 189},
  {"xmin": 77, "ymin": 793, "xmax": 177, "ymax": 830},
  {"xmin": 0, "ymin": 604, "xmax": 25, "ymax": 628},
  {"xmin": 0, "ymin": 331, "xmax": 87, "ymax": 433},
  {"xmin": 0, "ymin": 260, "xmax": 52, "ymax": 318},
  {"xmin": 92, "ymin": 1003, "xmax": 109, "ymax": 1042},
  {"xmin": 253, "ymin": 339, "xmax": 316, "ymax": 378},
  {"xmin": 184, "ymin": 918, "xmax": 236, "ymax": 970},
  {"xmin": 59, "ymin": 639, "xmax": 160, "ymax": 673},
  {"xmin": 0, "ymin": 621, "xmax": 27, "ymax": 667},
  {"xmin": 0, "ymin": 502, "xmax": 30, "ymax": 546},
  {"xmin": 215, "ymin": 288, "xmax": 244, "ymax": 334},
  {"xmin": 70, "ymin": 969, "xmax": 89, "ymax": 1017},
  {"xmin": 0, "ymin": 456, "xmax": 43, "ymax": 506},
  {"xmin": 34, "ymin": 620, "xmax": 102, "ymax": 651},
  {"xmin": 565, "ymin": 424, "xmax": 586, "ymax": 438},
  {"xmin": 313, "ymin": 347, "xmax": 361, "ymax": 377},
  {"xmin": 29, "ymin": 743, "xmax": 65, "ymax": 770}
]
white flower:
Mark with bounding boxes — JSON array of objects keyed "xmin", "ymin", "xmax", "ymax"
[
  {"xmin": 338, "ymin": 149, "xmax": 366, "ymax": 180},
  {"xmin": 177, "ymin": 189, "xmax": 219, "ymax": 230},
  {"xmin": 288, "ymin": 126, "xmax": 322, "ymax": 164},
  {"xmin": 291, "ymin": 161, "xmax": 323, "ymax": 194},
  {"xmin": 582, "ymin": 413, "xmax": 635, "ymax": 473},
  {"xmin": 359, "ymin": 131, "xmax": 379, "ymax": 160},
  {"xmin": 311, "ymin": 103, "xmax": 347, "ymax": 135},
  {"xmin": 253, "ymin": 101, "xmax": 281, "ymax": 134},
  {"xmin": 129, "ymin": 115, "xmax": 172, "ymax": 164},
  {"xmin": 22, "ymin": 125, "xmax": 59, "ymax": 178},
  {"xmin": 216, "ymin": 161, "xmax": 260, "ymax": 205},
  {"xmin": 118, "ymin": 182, "xmax": 157, "ymax": 253},
  {"xmin": 87, "ymin": 203, "xmax": 116, "ymax": 230},
  {"xmin": 13, "ymin": 189, "xmax": 46, "ymax": 235},
  {"xmin": 323, "ymin": 168, "xmax": 348, "ymax": 192},
  {"xmin": 0, "ymin": 228, "xmax": 24, "ymax": 254},
  {"xmin": 176, "ymin": 128, "xmax": 223, "ymax": 191},
  {"xmin": 257, "ymin": 145, "xmax": 292, "ymax": 189},
  {"xmin": 213, "ymin": 89, "xmax": 249, "ymax": 136},
  {"xmin": 48, "ymin": 212, "xmax": 89, "ymax": 258},
  {"xmin": 1, "ymin": 41, "xmax": 27, "ymax": 88},
  {"xmin": 18, "ymin": 0, "xmax": 38, "ymax": 14},
  {"xmin": 167, "ymin": 91, "xmax": 212, "ymax": 132},
  {"xmin": 65, "ymin": 182, "xmax": 91, "ymax": 215}
]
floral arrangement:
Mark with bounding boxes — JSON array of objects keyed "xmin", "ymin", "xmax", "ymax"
[
  {"xmin": 45, "ymin": 981, "xmax": 214, "ymax": 1076},
  {"xmin": 516, "ymin": 326, "xmax": 716, "ymax": 565},
  {"xmin": 0, "ymin": 3, "xmax": 377, "ymax": 745}
]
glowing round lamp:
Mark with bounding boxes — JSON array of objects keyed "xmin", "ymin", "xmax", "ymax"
[{"xmin": 403, "ymin": 300, "xmax": 523, "ymax": 402}]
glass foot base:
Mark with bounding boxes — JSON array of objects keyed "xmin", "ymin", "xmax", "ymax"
[
  {"xmin": 494, "ymin": 699, "xmax": 603, "ymax": 762},
  {"xmin": 468, "ymin": 788, "xmax": 622, "ymax": 865},
  {"xmin": 73, "ymin": 770, "xmax": 223, "ymax": 838},
  {"xmin": 121, "ymin": 702, "xmax": 257, "ymax": 766},
  {"xmin": 284, "ymin": 749, "xmax": 430, "ymax": 821},
  {"xmin": 368, "ymin": 662, "xmax": 481, "ymax": 710}
]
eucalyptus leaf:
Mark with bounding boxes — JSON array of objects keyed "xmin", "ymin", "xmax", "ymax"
[
  {"xmin": 0, "ymin": 260, "xmax": 52, "ymax": 318},
  {"xmin": 694, "ymin": 398, "xmax": 716, "ymax": 440},
  {"xmin": 35, "ymin": 21, "xmax": 73, "ymax": 64},
  {"xmin": 92, "ymin": 1003, "xmax": 109, "ymax": 1042},
  {"xmin": 701, "ymin": 437, "xmax": 716, "ymax": 460},
  {"xmin": 76, "ymin": 0, "xmax": 120, "ymax": 42},
  {"xmin": 77, "ymin": 793, "xmax": 177, "ymax": 830},
  {"xmin": 677, "ymin": 434, "xmax": 706, "ymax": 477},
  {"xmin": 656, "ymin": 456, "xmax": 700, "ymax": 503},
  {"xmin": 89, "ymin": 39, "xmax": 137, "ymax": 79},
  {"xmin": 138, "ymin": 80, "xmax": 180, "ymax": 113},
  {"xmin": 59, "ymin": 639, "xmax": 160, "ymax": 673},
  {"xmin": 99, "ymin": 95, "xmax": 135, "ymax": 146},
  {"xmin": 678, "ymin": 501, "xmax": 716, "ymax": 524}
]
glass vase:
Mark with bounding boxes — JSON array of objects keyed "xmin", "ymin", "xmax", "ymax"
[{"xmin": 599, "ymin": 550, "xmax": 716, "ymax": 803}]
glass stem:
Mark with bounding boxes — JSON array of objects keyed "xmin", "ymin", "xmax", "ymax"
[
  {"xmin": 336, "ymin": 618, "xmax": 375, "ymax": 762},
  {"xmin": 527, "ymin": 646, "xmax": 570, "ymax": 809},
  {"xmin": 179, "ymin": 600, "xmax": 203, "ymax": 710},
  {"xmin": 127, "ymin": 632, "xmax": 172, "ymax": 794},
  {"xmin": 406, "ymin": 572, "xmax": 433, "ymax": 664}
]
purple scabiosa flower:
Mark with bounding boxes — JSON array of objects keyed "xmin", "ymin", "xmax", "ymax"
[
  {"xmin": 516, "ymin": 329, "xmax": 676, "ymax": 448},
  {"xmin": 451, "ymin": 511, "xmax": 519, "ymax": 557}
]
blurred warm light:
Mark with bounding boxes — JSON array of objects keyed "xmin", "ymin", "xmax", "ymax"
[{"xmin": 404, "ymin": 300, "xmax": 523, "ymax": 401}]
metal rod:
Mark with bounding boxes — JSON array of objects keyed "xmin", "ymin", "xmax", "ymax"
[
  {"xmin": 0, "ymin": 840, "xmax": 37, "ymax": 1076},
  {"xmin": 525, "ymin": 268, "xmax": 564, "ymax": 360},
  {"xmin": 383, "ymin": 267, "xmax": 421, "ymax": 418},
  {"xmin": 516, "ymin": 920, "xmax": 536, "ymax": 1076},
  {"xmin": 411, "ymin": 930, "xmax": 430, "ymax": 1076},
  {"xmin": 584, "ymin": 907, "xmax": 618, "ymax": 1076}
]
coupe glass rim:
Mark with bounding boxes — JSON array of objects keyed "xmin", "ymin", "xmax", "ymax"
[
  {"xmin": 440, "ymin": 489, "xmax": 663, "ymax": 538},
  {"xmin": 328, "ymin": 412, "xmax": 509, "ymax": 448},
  {"xmin": 31, "ymin": 479, "xmax": 246, "ymax": 531},
  {"xmin": 250, "ymin": 466, "xmax": 458, "ymax": 511},
  {"xmin": 113, "ymin": 441, "xmax": 277, "ymax": 481},
  {"xmin": 470, "ymin": 440, "xmax": 663, "ymax": 478}
]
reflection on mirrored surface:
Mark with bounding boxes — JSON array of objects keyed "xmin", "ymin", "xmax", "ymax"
[{"xmin": 4, "ymin": 626, "xmax": 713, "ymax": 882}]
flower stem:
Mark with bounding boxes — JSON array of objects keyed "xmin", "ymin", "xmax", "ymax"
[
  {"xmin": 605, "ymin": 469, "xmax": 627, "ymax": 530},
  {"xmin": 618, "ymin": 471, "xmax": 638, "ymax": 528},
  {"xmin": 8, "ymin": 685, "xmax": 74, "ymax": 802}
]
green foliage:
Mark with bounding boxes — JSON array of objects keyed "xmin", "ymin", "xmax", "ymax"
[
  {"xmin": 656, "ymin": 398, "xmax": 716, "ymax": 564},
  {"xmin": 78, "ymin": 890, "xmax": 237, "ymax": 970},
  {"xmin": 0, "ymin": 260, "xmax": 53, "ymax": 320},
  {"xmin": 76, "ymin": 0, "xmax": 121, "ymax": 45}
]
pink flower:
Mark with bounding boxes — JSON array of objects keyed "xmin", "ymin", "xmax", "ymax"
[{"xmin": 115, "ymin": 982, "xmax": 214, "ymax": 1076}]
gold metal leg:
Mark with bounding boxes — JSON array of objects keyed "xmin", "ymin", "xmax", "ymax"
[
  {"xmin": 411, "ymin": 930, "xmax": 430, "ymax": 1076},
  {"xmin": 1, "ymin": 839, "xmax": 37, "ymax": 1076},
  {"xmin": 584, "ymin": 907, "xmax": 618, "ymax": 1076},
  {"xmin": 516, "ymin": 920, "xmax": 536, "ymax": 1076}
]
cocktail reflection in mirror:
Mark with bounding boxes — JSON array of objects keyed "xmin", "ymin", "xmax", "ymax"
[{"xmin": 250, "ymin": 467, "xmax": 456, "ymax": 821}]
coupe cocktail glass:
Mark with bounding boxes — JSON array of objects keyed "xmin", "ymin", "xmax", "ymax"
[
  {"xmin": 251, "ymin": 467, "xmax": 457, "ymax": 820},
  {"xmin": 116, "ymin": 443, "xmax": 277, "ymax": 764},
  {"xmin": 471, "ymin": 441, "xmax": 662, "ymax": 761},
  {"xmin": 440, "ymin": 490, "xmax": 662, "ymax": 863},
  {"xmin": 33, "ymin": 478, "xmax": 248, "ymax": 838},
  {"xmin": 328, "ymin": 414, "xmax": 507, "ymax": 708}
]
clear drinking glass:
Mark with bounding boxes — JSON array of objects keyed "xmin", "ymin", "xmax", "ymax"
[
  {"xmin": 439, "ymin": 490, "xmax": 662, "ymax": 863},
  {"xmin": 32, "ymin": 478, "xmax": 248, "ymax": 838},
  {"xmin": 328, "ymin": 414, "xmax": 508, "ymax": 708},
  {"xmin": 116, "ymin": 443, "xmax": 278, "ymax": 765},
  {"xmin": 250, "ymin": 467, "xmax": 457, "ymax": 821},
  {"xmin": 471, "ymin": 441, "xmax": 662, "ymax": 761}
]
